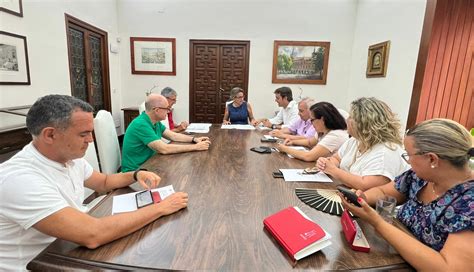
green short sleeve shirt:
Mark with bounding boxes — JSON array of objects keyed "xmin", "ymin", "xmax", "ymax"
[{"xmin": 121, "ymin": 112, "xmax": 166, "ymax": 172}]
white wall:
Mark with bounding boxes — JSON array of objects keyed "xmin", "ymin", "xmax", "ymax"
[
  {"xmin": 0, "ymin": 0, "xmax": 426, "ymax": 134},
  {"xmin": 347, "ymin": 0, "xmax": 426, "ymax": 129},
  {"xmin": 118, "ymin": 0, "xmax": 358, "ymax": 131},
  {"xmin": 0, "ymin": 0, "xmax": 123, "ymax": 127}
]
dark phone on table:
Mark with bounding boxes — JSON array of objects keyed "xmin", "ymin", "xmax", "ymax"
[
  {"xmin": 250, "ymin": 146, "xmax": 272, "ymax": 153},
  {"xmin": 135, "ymin": 190, "xmax": 154, "ymax": 209},
  {"xmin": 272, "ymin": 170, "xmax": 284, "ymax": 178},
  {"xmin": 261, "ymin": 137, "xmax": 277, "ymax": 143},
  {"xmin": 337, "ymin": 186, "xmax": 362, "ymax": 207}
]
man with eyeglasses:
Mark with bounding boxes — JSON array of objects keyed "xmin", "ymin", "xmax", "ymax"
[
  {"xmin": 122, "ymin": 94, "xmax": 211, "ymax": 172},
  {"xmin": 161, "ymin": 87, "xmax": 188, "ymax": 133}
]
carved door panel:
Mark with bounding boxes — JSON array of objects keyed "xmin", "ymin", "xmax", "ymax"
[
  {"xmin": 190, "ymin": 40, "xmax": 250, "ymax": 123},
  {"xmin": 66, "ymin": 14, "xmax": 111, "ymax": 113}
]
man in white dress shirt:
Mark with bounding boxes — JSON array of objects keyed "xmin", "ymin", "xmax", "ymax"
[
  {"xmin": 0, "ymin": 95, "xmax": 188, "ymax": 270},
  {"xmin": 255, "ymin": 86, "xmax": 299, "ymax": 129}
]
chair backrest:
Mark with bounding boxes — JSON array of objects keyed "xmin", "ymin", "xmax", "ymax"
[
  {"xmin": 94, "ymin": 110, "xmax": 121, "ymax": 174},
  {"xmin": 82, "ymin": 141, "xmax": 100, "ymax": 199},
  {"xmin": 139, "ymin": 102, "xmax": 146, "ymax": 114}
]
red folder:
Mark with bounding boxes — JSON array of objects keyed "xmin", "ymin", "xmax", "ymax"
[
  {"xmin": 263, "ymin": 206, "xmax": 332, "ymax": 261},
  {"xmin": 341, "ymin": 210, "xmax": 370, "ymax": 252}
]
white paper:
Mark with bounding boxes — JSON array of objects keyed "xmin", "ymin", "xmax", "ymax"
[
  {"xmin": 112, "ymin": 185, "xmax": 175, "ymax": 214},
  {"xmin": 185, "ymin": 123, "xmax": 212, "ymax": 133},
  {"xmin": 279, "ymin": 169, "xmax": 333, "ymax": 183},
  {"xmin": 256, "ymin": 125, "xmax": 271, "ymax": 131},
  {"xmin": 263, "ymin": 135, "xmax": 279, "ymax": 140},
  {"xmin": 285, "ymin": 146, "xmax": 308, "ymax": 158},
  {"xmin": 221, "ymin": 124, "xmax": 256, "ymax": 130}
]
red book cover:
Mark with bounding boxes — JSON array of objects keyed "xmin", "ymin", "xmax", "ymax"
[{"xmin": 263, "ymin": 206, "xmax": 332, "ymax": 261}]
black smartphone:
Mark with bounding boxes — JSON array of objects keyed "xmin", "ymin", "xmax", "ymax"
[
  {"xmin": 135, "ymin": 190, "xmax": 154, "ymax": 209},
  {"xmin": 250, "ymin": 146, "xmax": 272, "ymax": 153},
  {"xmin": 272, "ymin": 170, "xmax": 284, "ymax": 178},
  {"xmin": 337, "ymin": 186, "xmax": 362, "ymax": 207}
]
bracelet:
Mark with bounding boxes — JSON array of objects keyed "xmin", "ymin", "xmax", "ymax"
[
  {"xmin": 191, "ymin": 136, "xmax": 196, "ymax": 143},
  {"xmin": 133, "ymin": 168, "xmax": 148, "ymax": 181}
]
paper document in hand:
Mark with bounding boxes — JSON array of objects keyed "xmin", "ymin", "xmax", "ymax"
[
  {"xmin": 112, "ymin": 185, "xmax": 175, "ymax": 214},
  {"xmin": 257, "ymin": 125, "xmax": 271, "ymax": 131},
  {"xmin": 286, "ymin": 146, "xmax": 308, "ymax": 158},
  {"xmin": 221, "ymin": 124, "xmax": 256, "ymax": 130},
  {"xmin": 263, "ymin": 206, "xmax": 332, "ymax": 261},
  {"xmin": 279, "ymin": 169, "xmax": 333, "ymax": 183},
  {"xmin": 185, "ymin": 123, "xmax": 212, "ymax": 133}
]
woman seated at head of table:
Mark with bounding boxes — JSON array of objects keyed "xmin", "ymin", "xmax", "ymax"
[
  {"xmin": 341, "ymin": 118, "xmax": 474, "ymax": 271},
  {"xmin": 316, "ymin": 97, "xmax": 409, "ymax": 190},
  {"xmin": 222, "ymin": 87, "xmax": 257, "ymax": 125},
  {"xmin": 276, "ymin": 101, "xmax": 349, "ymax": 162}
]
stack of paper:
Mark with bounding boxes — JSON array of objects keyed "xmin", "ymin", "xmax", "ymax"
[
  {"xmin": 112, "ymin": 185, "xmax": 175, "ymax": 214},
  {"xmin": 185, "ymin": 123, "xmax": 212, "ymax": 133},
  {"xmin": 279, "ymin": 169, "xmax": 333, "ymax": 183},
  {"xmin": 221, "ymin": 124, "xmax": 256, "ymax": 130},
  {"xmin": 263, "ymin": 135, "xmax": 279, "ymax": 140}
]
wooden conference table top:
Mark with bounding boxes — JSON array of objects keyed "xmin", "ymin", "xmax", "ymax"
[{"xmin": 28, "ymin": 125, "xmax": 410, "ymax": 271}]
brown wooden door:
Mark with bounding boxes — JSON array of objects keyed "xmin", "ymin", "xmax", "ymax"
[
  {"xmin": 408, "ymin": 0, "xmax": 473, "ymax": 129},
  {"xmin": 65, "ymin": 14, "xmax": 111, "ymax": 113},
  {"xmin": 189, "ymin": 40, "xmax": 250, "ymax": 123}
]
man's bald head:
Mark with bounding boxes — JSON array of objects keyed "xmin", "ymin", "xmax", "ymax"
[{"xmin": 145, "ymin": 94, "xmax": 168, "ymax": 111}]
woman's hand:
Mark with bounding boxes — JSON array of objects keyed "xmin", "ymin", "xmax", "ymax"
[
  {"xmin": 316, "ymin": 157, "xmax": 338, "ymax": 174},
  {"xmin": 283, "ymin": 138, "xmax": 293, "ymax": 146},
  {"xmin": 222, "ymin": 120, "xmax": 231, "ymax": 125},
  {"xmin": 340, "ymin": 193, "xmax": 384, "ymax": 227}
]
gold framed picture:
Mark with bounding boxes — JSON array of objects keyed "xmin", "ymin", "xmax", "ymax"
[{"xmin": 366, "ymin": 41, "xmax": 390, "ymax": 78}]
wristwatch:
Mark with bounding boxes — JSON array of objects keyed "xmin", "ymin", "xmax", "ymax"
[{"xmin": 272, "ymin": 124, "xmax": 277, "ymax": 129}]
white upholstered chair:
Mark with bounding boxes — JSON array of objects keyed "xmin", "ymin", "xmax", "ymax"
[
  {"xmin": 82, "ymin": 141, "xmax": 100, "ymax": 199},
  {"xmin": 138, "ymin": 102, "xmax": 146, "ymax": 114},
  {"xmin": 93, "ymin": 110, "xmax": 121, "ymax": 174}
]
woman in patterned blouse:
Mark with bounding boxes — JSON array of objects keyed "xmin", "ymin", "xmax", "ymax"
[{"xmin": 341, "ymin": 118, "xmax": 473, "ymax": 271}]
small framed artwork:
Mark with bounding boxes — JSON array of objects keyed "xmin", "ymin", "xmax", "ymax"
[
  {"xmin": 0, "ymin": 0, "xmax": 23, "ymax": 17},
  {"xmin": 366, "ymin": 41, "xmax": 390, "ymax": 77},
  {"xmin": 0, "ymin": 31, "xmax": 31, "ymax": 85},
  {"xmin": 130, "ymin": 37, "xmax": 176, "ymax": 75},
  {"xmin": 272, "ymin": 40, "xmax": 330, "ymax": 85}
]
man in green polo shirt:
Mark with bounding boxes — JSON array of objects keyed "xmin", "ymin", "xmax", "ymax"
[{"xmin": 122, "ymin": 94, "xmax": 211, "ymax": 172}]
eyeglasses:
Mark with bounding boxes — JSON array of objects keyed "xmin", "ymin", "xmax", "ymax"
[
  {"xmin": 401, "ymin": 152, "xmax": 426, "ymax": 163},
  {"xmin": 166, "ymin": 97, "xmax": 177, "ymax": 102},
  {"xmin": 153, "ymin": 107, "xmax": 171, "ymax": 113},
  {"xmin": 234, "ymin": 95, "xmax": 244, "ymax": 99}
]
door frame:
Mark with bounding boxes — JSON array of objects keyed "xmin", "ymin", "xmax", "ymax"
[
  {"xmin": 65, "ymin": 13, "xmax": 112, "ymax": 112},
  {"xmin": 189, "ymin": 39, "xmax": 250, "ymax": 122}
]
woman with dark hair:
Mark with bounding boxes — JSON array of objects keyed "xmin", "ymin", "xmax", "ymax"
[
  {"xmin": 342, "ymin": 118, "xmax": 473, "ymax": 271},
  {"xmin": 277, "ymin": 102, "xmax": 349, "ymax": 162}
]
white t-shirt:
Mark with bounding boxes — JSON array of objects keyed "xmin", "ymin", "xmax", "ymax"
[
  {"xmin": 0, "ymin": 143, "xmax": 93, "ymax": 270},
  {"xmin": 317, "ymin": 129, "xmax": 349, "ymax": 154},
  {"xmin": 338, "ymin": 138, "xmax": 410, "ymax": 180},
  {"xmin": 268, "ymin": 100, "xmax": 299, "ymax": 128}
]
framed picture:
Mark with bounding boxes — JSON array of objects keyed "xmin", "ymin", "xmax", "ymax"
[
  {"xmin": 0, "ymin": 0, "xmax": 23, "ymax": 17},
  {"xmin": 366, "ymin": 41, "xmax": 390, "ymax": 77},
  {"xmin": 272, "ymin": 40, "xmax": 330, "ymax": 85},
  {"xmin": 0, "ymin": 31, "xmax": 30, "ymax": 85},
  {"xmin": 130, "ymin": 37, "xmax": 176, "ymax": 75}
]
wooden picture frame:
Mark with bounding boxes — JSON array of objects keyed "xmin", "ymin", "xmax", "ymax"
[
  {"xmin": 130, "ymin": 37, "xmax": 176, "ymax": 75},
  {"xmin": 366, "ymin": 41, "xmax": 390, "ymax": 77},
  {"xmin": 0, "ymin": 31, "xmax": 30, "ymax": 85},
  {"xmin": 0, "ymin": 0, "xmax": 23, "ymax": 17},
  {"xmin": 272, "ymin": 40, "xmax": 330, "ymax": 85}
]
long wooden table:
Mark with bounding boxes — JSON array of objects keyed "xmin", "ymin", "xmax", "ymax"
[{"xmin": 28, "ymin": 125, "xmax": 410, "ymax": 270}]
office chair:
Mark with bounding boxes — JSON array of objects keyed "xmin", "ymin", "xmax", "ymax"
[{"xmin": 94, "ymin": 110, "xmax": 121, "ymax": 174}]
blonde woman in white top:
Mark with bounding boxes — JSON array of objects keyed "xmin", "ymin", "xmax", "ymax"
[
  {"xmin": 277, "ymin": 102, "xmax": 349, "ymax": 162},
  {"xmin": 316, "ymin": 97, "xmax": 409, "ymax": 190}
]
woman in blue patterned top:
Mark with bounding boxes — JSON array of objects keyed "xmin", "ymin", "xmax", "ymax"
[
  {"xmin": 222, "ymin": 87, "xmax": 257, "ymax": 125},
  {"xmin": 341, "ymin": 118, "xmax": 473, "ymax": 271}
]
